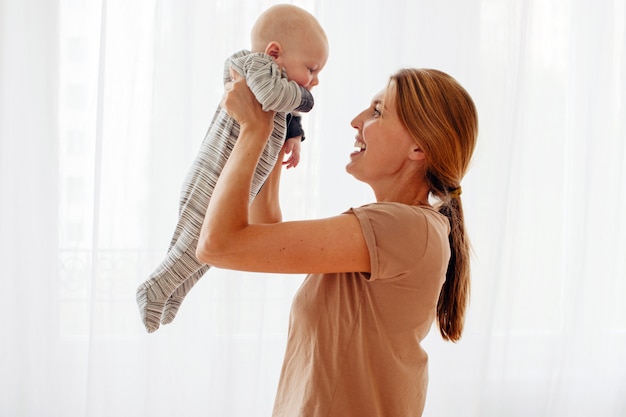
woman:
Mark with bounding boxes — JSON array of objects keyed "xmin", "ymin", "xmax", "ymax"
[{"xmin": 197, "ymin": 68, "xmax": 478, "ymax": 416}]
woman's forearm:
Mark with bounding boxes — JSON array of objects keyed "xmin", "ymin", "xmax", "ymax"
[{"xmin": 249, "ymin": 146, "xmax": 284, "ymax": 224}]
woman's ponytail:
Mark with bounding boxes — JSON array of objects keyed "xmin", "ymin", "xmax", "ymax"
[
  {"xmin": 437, "ymin": 193, "xmax": 470, "ymax": 342},
  {"xmin": 392, "ymin": 68, "xmax": 478, "ymax": 342}
]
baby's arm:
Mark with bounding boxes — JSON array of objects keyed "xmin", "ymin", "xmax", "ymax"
[
  {"xmin": 283, "ymin": 138, "xmax": 301, "ymax": 169},
  {"xmin": 233, "ymin": 54, "xmax": 314, "ymax": 113},
  {"xmin": 283, "ymin": 112, "xmax": 306, "ymax": 168}
]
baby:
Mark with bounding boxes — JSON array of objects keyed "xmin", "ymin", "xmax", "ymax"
[{"xmin": 136, "ymin": 4, "xmax": 328, "ymax": 333}]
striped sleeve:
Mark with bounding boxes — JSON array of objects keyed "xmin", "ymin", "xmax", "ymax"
[{"xmin": 229, "ymin": 51, "xmax": 314, "ymax": 113}]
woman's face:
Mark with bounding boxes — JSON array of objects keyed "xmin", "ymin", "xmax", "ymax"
[{"xmin": 346, "ymin": 81, "xmax": 423, "ymax": 184}]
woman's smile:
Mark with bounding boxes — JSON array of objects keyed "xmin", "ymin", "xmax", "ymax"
[{"xmin": 350, "ymin": 136, "xmax": 366, "ymax": 157}]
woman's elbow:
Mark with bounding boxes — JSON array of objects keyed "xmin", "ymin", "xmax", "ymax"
[
  {"xmin": 195, "ymin": 242, "xmax": 210, "ymax": 265},
  {"xmin": 196, "ymin": 224, "xmax": 251, "ymax": 267},
  {"xmin": 266, "ymin": 210, "xmax": 282, "ymax": 224},
  {"xmin": 195, "ymin": 232, "xmax": 224, "ymax": 265}
]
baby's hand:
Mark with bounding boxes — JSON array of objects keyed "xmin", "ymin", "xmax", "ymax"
[{"xmin": 283, "ymin": 137, "xmax": 301, "ymax": 169}]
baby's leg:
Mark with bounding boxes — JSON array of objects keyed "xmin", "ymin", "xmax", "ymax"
[
  {"xmin": 156, "ymin": 183, "xmax": 211, "ymax": 326},
  {"xmin": 161, "ymin": 265, "xmax": 209, "ymax": 325},
  {"xmin": 136, "ymin": 230, "xmax": 203, "ymax": 333},
  {"xmin": 137, "ymin": 112, "xmax": 283, "ymax": 331}
]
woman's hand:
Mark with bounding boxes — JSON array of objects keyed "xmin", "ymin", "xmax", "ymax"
[{"xmin": 222, "ymin": 68, "xmax": 275, "ymax": 136}]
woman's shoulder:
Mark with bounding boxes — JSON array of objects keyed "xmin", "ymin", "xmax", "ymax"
[
  {"xmin": 352, "ymin": 202, "xmax": 448, "ymax": 227},
  {"xmin": 349, "ymin": 202, "xmax": 450, "ymax": 240},
  {"xmin": 348, "ymin": 202, "xmax": 450, "ymax": 279}
]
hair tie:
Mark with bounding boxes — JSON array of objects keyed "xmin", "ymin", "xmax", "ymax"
[{"xmin": 449, "ymin": 186, "xmax": 462, "ymax": 198}]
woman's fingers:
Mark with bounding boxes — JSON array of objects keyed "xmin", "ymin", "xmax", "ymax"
[
  {"xmin": 229, "ymin": 67, "xmax": 243, "ymax": 82},
  {"xmin": 221, "ymin": 67, "xmax": 275, "ymax": 129}
]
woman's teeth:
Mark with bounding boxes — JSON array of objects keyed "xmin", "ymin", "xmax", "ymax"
[{"xmin": 353, "ymin": 140, "xmax": 366, "ymax": 151}]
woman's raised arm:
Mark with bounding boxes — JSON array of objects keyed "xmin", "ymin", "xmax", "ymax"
[
  {"xmin": 195, "ymin": 71, "xmax": 370, "ymax": 274},
  {"xmin": 248, "ymin": 145, "xmax": 284, "ymax": 225}
]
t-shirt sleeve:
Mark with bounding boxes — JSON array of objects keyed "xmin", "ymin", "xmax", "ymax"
[{"xmin": 350, "ymin": 203, "xmax": 449, "ymax": 282}]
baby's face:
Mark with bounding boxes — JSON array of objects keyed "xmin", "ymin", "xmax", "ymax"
[{"xmin": 278, "ymin": 34, "xmax": 328, "ymax": 90}]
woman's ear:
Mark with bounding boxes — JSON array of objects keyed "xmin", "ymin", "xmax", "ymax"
[
  {"xmin": 409, "ymin": 146, "xmax": 426, "ymax": 161},
  {"xmin": 265, "ymin": 41, "xmax": 282, "ymax": 60}
]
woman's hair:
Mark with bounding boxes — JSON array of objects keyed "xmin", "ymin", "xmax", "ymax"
[{"xmin": 391, "ymin": 68, "xmax": 478, "ymax": 342}]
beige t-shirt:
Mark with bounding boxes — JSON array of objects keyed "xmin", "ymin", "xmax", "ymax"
[{"xmin": 272, "ymin": 202, "xmax": 451, "ymax": 417}]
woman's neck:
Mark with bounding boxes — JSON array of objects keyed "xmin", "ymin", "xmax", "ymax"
[{"xmin": 373, "ymin": 180, "xmax": 431, "ymax": 207}]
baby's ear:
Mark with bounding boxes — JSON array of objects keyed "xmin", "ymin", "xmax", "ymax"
[{"xmin": 265, "ymin": 41, "xmax": 282, "ymax": 59}]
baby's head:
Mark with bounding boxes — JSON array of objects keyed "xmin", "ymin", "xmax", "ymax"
[{"xmin": 251, "ymin": 4, "xmax": 328, "ymax": 90}]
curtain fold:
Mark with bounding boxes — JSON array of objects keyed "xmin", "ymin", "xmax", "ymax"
[
  {"xmin": 1, "ymin": 0, "xmax": 624, "ymax": 416},
  {"xmin": 0, "ymin": 0, "xmax": 65, "ymax": 415}
]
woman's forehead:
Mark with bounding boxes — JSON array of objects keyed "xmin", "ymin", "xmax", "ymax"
[{"xmin": 372, "ymin": 81, "xmax": 397, "ymax": 108}]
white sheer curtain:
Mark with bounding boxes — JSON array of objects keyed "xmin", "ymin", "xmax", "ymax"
[{"xmin": 1, "ymin": 0, "xmax": 624, "ymax": 416}]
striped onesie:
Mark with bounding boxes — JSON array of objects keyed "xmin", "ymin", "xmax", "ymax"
[{"xmin": 136, "ymin": 49, "xmax": 314, "ymax": 333}]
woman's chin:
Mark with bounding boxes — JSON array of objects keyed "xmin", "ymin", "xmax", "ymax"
[{"xmin": 346, "ymin": 148, "xmax": 365, "ymax": 174}]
